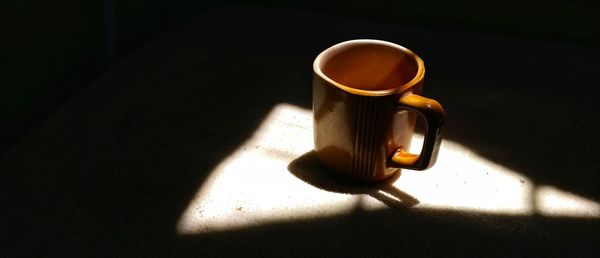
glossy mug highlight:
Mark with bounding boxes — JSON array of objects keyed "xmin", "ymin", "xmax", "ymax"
[{"xmin": 313, "ymin": 39, "xmax": 445, "ymax": 182}]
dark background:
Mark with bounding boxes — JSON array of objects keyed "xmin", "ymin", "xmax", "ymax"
[{"xmin": 2, "ymin": 0, "xmax": 599, "ymax": 154}]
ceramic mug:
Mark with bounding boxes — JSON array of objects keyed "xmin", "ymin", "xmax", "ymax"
[{"xmin": 313, "ymin": 39, "xmax": 445, "ymax": 182}]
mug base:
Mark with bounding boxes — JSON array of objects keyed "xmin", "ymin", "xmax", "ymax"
[{"xmin": 325, "ymin": 166, "xmax": 401, "ymax": 185}]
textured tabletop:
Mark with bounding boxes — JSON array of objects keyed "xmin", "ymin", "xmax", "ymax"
[{"xmin": 2, "ymin": 3, "xmax": 600, "ymax": 257}]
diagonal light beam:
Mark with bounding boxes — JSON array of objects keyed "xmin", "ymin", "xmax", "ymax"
[{"xmin": 176, "ymin": 103, "xmax": 600, "ymax": 235}]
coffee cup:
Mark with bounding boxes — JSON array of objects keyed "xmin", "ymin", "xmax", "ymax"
[{"xmin": 313, "ymin": 39, "xmax": 445, "ymax": 182}]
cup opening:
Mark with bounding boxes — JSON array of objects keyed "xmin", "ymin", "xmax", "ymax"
[{"xmin": 314, "ymin": 39, "xmax": 424, "ymax": 95}]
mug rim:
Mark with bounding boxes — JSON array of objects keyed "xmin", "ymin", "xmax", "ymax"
[{"xmin": 313, "ymin": 39, "xmax": 425, "ymax": 96}]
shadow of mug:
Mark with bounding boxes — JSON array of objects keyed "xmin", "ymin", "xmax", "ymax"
[{"xmin": 288, "ymin": 151, "xmax": 420, "ymax": 209}]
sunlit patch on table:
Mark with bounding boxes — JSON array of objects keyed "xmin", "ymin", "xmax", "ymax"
[
  {"xmin": 176, "ymin": 103, "xmax": 600, "ymax": 235},
  {"xmin": 535, "ymin": 185, "xmax": 600, "ymax": 218}
]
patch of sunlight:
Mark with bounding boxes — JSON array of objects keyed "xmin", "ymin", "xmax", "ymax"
[
  {"xmin": 536, "ymin": 186, "xmax": 600, "ymax": 218},
  {"xmin": 393, "ymin": 136, "xmax": 534, "ymax": 215},
  {"xmin": 176, "ymin": 103, "xmax": 600, "ymax": 235},
  {"xmin": 176, "ymin": 104, "xmax": 357, "ymax": 235}
]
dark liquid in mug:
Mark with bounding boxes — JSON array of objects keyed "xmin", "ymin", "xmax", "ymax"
[{"xmin": 321, "ymin": 44, "xmax": 419, "ymax": 91}]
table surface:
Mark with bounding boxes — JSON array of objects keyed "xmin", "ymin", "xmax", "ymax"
[{"xmin": 2, "ymin": 3, "xmax": 600, "ymax": 257}]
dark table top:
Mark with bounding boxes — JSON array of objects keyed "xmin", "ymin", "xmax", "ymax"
[{"xmin": 2, "ymin": 3, "xmax": 600, "ymax": 257}]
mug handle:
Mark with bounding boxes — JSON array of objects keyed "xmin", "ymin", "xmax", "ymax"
[{"xmin": 389, "ymin": 93, "xmax": 445, "ymax": 170}]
